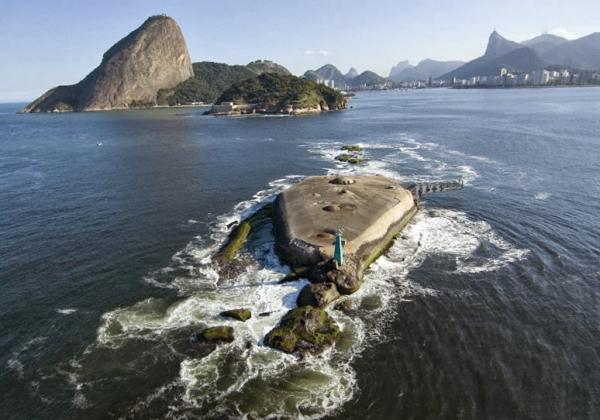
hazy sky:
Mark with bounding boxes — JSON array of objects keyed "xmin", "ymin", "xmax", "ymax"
[{"xmin": 1, "ymin": 0, "xmax": 599, "ymax": 102}]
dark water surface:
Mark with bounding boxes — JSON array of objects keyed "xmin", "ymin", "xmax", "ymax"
[{"xmin": 1, "ymin": 88, "xmax": 599, "ymax": 419}]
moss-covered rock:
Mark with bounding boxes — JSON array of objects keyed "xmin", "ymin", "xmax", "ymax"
[
  {"xmin": 264, "ymin": 307, "xmax": 340, "ymax": 355},
  {"xmin": 216, "ymin": 221, "xmax": 251, "ymax": 263},
  {"xmin": 214, "ymin": 204, "xmax": 273, "ymax": 270},
  {"xmin": 335, "ymin": 153, "xmax": 363, "ymax": 164},
  {"xmin": 191, "ymin": 326, "xmax": 234, "ymax": 347},
  {"xmin": 341, "ymin": 144, "xmax": 363, "ymax": 152},
  {"xmin": 297, "ymin": 282, "xmax": 340, "ymax": 308},
  {"xmin": 220, "ymin": 308, "xmax": 251, "ymax": 322}
]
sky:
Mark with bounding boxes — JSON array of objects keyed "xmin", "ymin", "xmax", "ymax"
[{"xmin": 1, "ymin": 0, "xmax": 599, "ymax": 102}]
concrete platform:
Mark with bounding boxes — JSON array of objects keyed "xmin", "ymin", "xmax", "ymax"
[{"xmin": 273, "ymin": 175, "xmax": 418, "ymax": 294}]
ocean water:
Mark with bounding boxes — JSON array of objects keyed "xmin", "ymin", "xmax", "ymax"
[{"xmin": 1, "ymin": 88, "xmax": 599, "ymax": 419}]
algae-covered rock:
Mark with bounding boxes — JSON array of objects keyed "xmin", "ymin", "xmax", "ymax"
[
  {"xmin": 213, "ymin": 204, "xmax": 274, "ymax": 277},
  {"xmin": 335, "ymin": 153, "xmax": 363, "ymax": 164},
  {"xmin": 215, "ymin": 221, "xmax": 251, "ymax": 263},
  {"xmin": 341, "ymin": 144, "xmax": 363, "ymax": 152},
  {"xmin": 334, "ymin": 299, "xmax": 354, "ymax": 314},
  {"xmin": 191, "ymin": 326, "xmax": 234, "ymax": 347},
  {"xmin": 220, "ymin": 308, "xmax": 251, "ymax": 322},
  {"xmin": 264, "ymin": 307, "xmax": 340, "ymax": 355},
  {"xmin": 297, "ymin": 282, "xmax": 340, "ymax": 308}
]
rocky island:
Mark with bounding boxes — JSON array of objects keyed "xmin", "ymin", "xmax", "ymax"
[
  {"xmin": 208, "ymin": 175, "xmax": 463, "ymax": 355},
  {"xmin": 208, "ymin": 73, "xmax": 347, "ymax": 116},
  {"xmin": 21, "ymin": 15, "xmax": 193, "ymax": 113}
]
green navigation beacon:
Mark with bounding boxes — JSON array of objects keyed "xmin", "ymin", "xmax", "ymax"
[{"xmin": 334, "ymin": 231, "xmax": 344, "ymax": 268}]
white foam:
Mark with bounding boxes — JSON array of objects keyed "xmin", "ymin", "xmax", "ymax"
[
  {"xmin": 535, "ymin": 192, "xmax": 550, "ymax": 200},
  {"xmin": 57, "ymin": 308, "xmax": 78, "ymax": 315},
  {"xmin": 6, "ymin": 336, "xmax": 48, "ymax": 379},
  {"xmin": 88, "ymin": 161, "xmax": 528, "ymax": 416},
  {"xmin": 303, "ymin": 135, "xmax": 481, "ymax": 185}
]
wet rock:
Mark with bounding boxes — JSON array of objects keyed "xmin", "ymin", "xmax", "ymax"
[
  {"xmin": 220, "ymin": 308, "xmax": 251, "ymax": 322},
  {"xmin": 297, "ymin": 282, "xmax": 340, "ymax": 308},
  {"xmin": 191, "ymin": 326, "xmax": 234, "ymax": 348},
  {"xmin": 334, "ymin": 299, "xmax": 354, "ymax": 314},
  {"xmin": 327, "ymin": 269, "xmax": 362, "ymax": 294},
  {"xmin": 335, "ymin": 154, "xmax": 363, "ymax": 164},
  {"xmin": 214, "ymin": 221, "xmax": 251, "ymax": 264},
  {"xmin": 264, "ymin": 307, "xmax": 340, "ymax": 355},
  {"xmin": 341, "ymin": 144, "xmax": 363, "ymax": 152}
]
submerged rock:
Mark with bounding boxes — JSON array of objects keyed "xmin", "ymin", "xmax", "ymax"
[
  {"xmin": 264, "ymin": 307, "xmax": 340, "ymax": 355},
  {"xmin": 297, "ymin": 282, "xmax": 341, "ymax": 308},
  {"xmin": 191, "ymin": 326, "xmax": 234, "ymax": 347},
  {"xmin": 220, "ymin": 308, "xmax": 252, "ymax": 322}
]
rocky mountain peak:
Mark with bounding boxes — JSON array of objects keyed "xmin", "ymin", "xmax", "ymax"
[
  {"xmin": 345, "ymin": 67, "xmax": 359, "ymax": 79},
  {"xmin": 23, "ymin": 15, "xmax": 193, "ymax": 113},
  {"xmin": 485, "ymin": 30, "xmax": 522, "ymax": 59}
]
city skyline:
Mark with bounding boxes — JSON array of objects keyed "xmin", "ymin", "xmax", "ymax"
[{"xmin": 1, "ymin": 0, "xmax": 600, "ymax": 102}]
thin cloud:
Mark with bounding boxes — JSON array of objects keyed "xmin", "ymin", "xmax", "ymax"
[{"xmin": 304, "ymin": 49, "xmax": 330, "ymax": 56}]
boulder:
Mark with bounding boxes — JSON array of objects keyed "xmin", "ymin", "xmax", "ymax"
[
  {"xmin": 264, "ymin": 307, "xmax": 340, "ymax": 355},
  {"xmin": 335, "ymin": 153, "xmax": 363, "ymax": 164},
  {"xmin": 341, "ymin": 144, "xmax": 363, "ymax": 152},
  {"xmin": 191, "ymin": 326, "xmax": 234, "ymax": 347},
  {"xmin": 220, "ymin": 308, "xmax": 251, "ymax": 322},
  {"xmin": 297, "ymin": 282, "xmax": 340, "ymax": 308},
  {"xmin": 334, "ymin": 299, "xmax": 354, "ymax": 314}
]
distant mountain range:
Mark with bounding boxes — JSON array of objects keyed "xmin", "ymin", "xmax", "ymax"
[
  {"xmin": 303, "ymin": 65, "xmax": 389, "ymax": 89},
  {"xmin": 389, "ymin": 59, "xmax": 464, "ymax": 83},
  {"xmin": 442, "ymin": 30, "xmax": 600, "ymax": 80}
]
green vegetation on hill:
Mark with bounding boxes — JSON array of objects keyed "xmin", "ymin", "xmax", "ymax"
[
  {"xmin": 246, "ymin": 60, "xmax": 291, "ymax": 75},
  {"xmin": 159, "ymin": 62, "xmax": 257, "ymax": 105},
  {"xmin": 215, "ymin": 73, "xmax": 347, "ymax": 111}
]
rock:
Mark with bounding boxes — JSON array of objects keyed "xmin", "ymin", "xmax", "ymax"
[
  {"xmin": 297, "ymin": 282, "xmax": 341, "ymax": 308},
  {"xmin": 214, "ymin": 221, "xmax": 251, "ymax": 264},
  {"xmin": 22, "ymin": 15, "xmax": 193, "ymax": 113},
  {"xmin": 220, "ymin": 308, "xmax": 251, "ymax": 322},
  {"xmin": 334, "ymin": 299, "xmax": 354, "ymax": 314},
  {"xmin": 341, "ymin": 144, "xmax": 363, "ymax": 152},
  {"xmin": 191, "ymin": 326, "xmax": 234, "ymax": 347},
  {"xmin": 335, "ymin": 154, "xmax": 363, "ymax": 164},
  {"xmin": 213, "ymin": 204, "xmax": 273, "ymax": 277},
  {"xmin": 325, "ymin": 264, "xmax": 363, "ymax": 294},
  {"xmin": 264, "ymin": 307, "xmax": 340, "ymax": 355}
]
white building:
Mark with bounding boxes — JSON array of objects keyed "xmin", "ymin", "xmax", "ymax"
[{"xmin": 316, "ymin": 79, "xmax": 335, "ymax": 89}]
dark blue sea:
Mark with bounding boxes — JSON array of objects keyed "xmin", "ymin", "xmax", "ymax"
[{"xmin": 1, "ymin": 88, "xmax": 599, "ymax": 419}]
